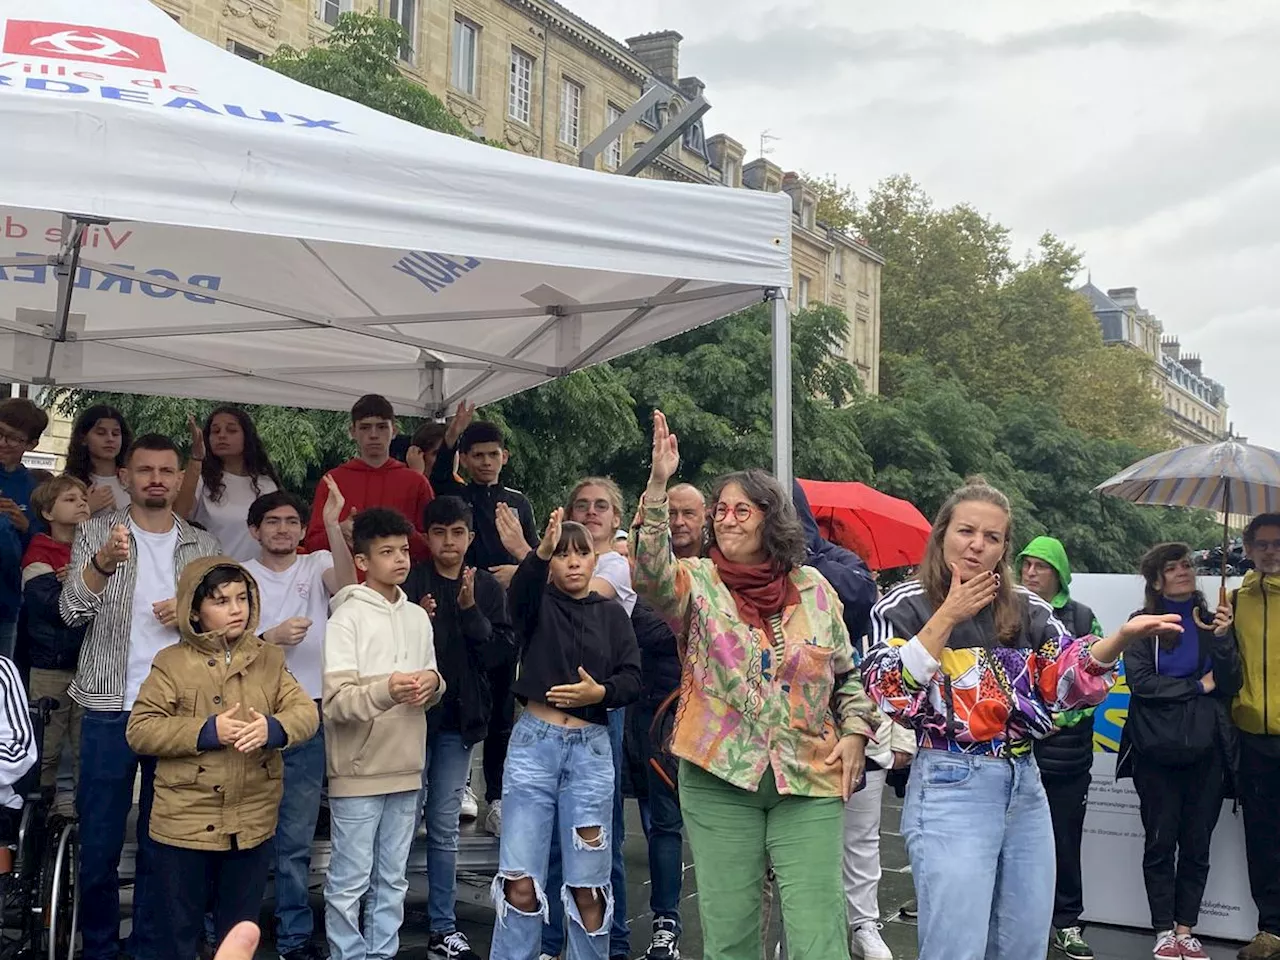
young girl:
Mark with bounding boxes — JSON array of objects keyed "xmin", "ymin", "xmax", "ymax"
[
  {"xmin": 126, "ymin": 558, "xmax": 318, "ymax": 960},
  {"xmin": 64, "ymin": 405, "xmax": 132, "ymax": 516},
  {"xmin": 175, "ymin": 408, "xmax": 281, "ymax": 561},
  {"xmin": 490, "ymin": 509, "xmax": 641, "ymax": 960}
]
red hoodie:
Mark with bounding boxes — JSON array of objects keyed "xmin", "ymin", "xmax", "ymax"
[
  {"xmin": 21, "ymin": 533, "xmax": 72, "ymax": 572},
  {"xmin": 304, "ymin": 458, "xmax": 433, "ymax": 561}
]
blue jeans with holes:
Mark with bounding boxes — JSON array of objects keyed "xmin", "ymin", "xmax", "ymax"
[
  {"xmin": 904, "ymin": 749, "xmax": 1055, "ymax": 960},
  {"xmin": 78, "ymin": 710, "xmax": 158, "ymax": 960},
  {"xmin": 491, "ymin": 713, "xmax": 614, "ymax": 960},
  {"xmin": 421, "ymin": 729, "xmax": 474, "ymax": 934},
  {"xmin": 541, "ymin": 707, "xmax": 630, "ymax": 957},
  {"xmin": 324, "ymin": 791, "xmax": 419, "ymax": 960},
  {"xmin": 273, "ymin": 721, "xmax": 325, "ymax": 953}
]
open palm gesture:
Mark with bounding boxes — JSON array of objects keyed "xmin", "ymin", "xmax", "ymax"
[
  {"xmin": 536, "ymin": 508, "xmax": 564, "ymax": 561},
  {"xmin": 647, "ymin": 410, "xmax": 680, "ymax": 490}
]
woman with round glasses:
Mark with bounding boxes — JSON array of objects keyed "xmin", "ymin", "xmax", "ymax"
[{"xmin": 632, "ymin": 411, "xmax": 880, "ymax": 960}]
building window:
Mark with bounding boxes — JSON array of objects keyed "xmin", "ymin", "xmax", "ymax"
[
  {"xmin": 559, "ymin": 78, "xmax": 583, "ymax": 148},
  {"xmin": 388, "ymin": 0, "xmax": 415, "ymax": 61},
  {"xmin": 319, "ymin": 0, "xmax": 349, "ymax": 26},
  {"xmin": 508, "ymin": 48, "xmax": 534, "ymax": 124},
  {"xmin": 226, "ymin": 40, "xmax": 265, "ymax": 62},
  {"xmin": 833, "ymin": 247, "xmax": 843, "ymax": 282},
  {"xmin": 797, "ymin": 275, "xmax": 810, "ymax": 310},
  {"xmin": 451, "ymin": 16, "xmax": 479, "ymax": 95},
  {"xmin": 605, "ymin": 103, "xmax": 623, "ymax": 169}
]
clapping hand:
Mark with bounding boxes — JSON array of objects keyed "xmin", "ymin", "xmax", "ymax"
[
  {"xmin": 458, "ymin": 567, "xmax": 476, "ymax": 610},
  {"xmin": 321, "ymin": 474, "xmax": 346, "ymax": 528},
  {"xmin": 98, "ymin": 523, "xmax": 130, "ymax": 571},
  {"xmin": 495, "ymin": 502, "xmax": 530, "ymax": 558},
  {"xmin": 215, "ymin": 702, "xmax": 247, "ymax": 746},
  {"xmin": 405, "ymin": 445, "xmax": 426, "ymax": 474},
  {"xmin": 420, "ymin": 594, "xmax": 438, "ymax": 619},
  {"xmin": 234, "ymin": 708, "xmax": 269, "ymax": 753}
]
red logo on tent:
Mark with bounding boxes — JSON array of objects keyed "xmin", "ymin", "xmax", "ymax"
[{"xmin": 3, "ymin": 20, "xmax": 166, "ymax": 73}]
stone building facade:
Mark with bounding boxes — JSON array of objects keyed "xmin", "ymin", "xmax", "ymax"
[{"xmin": 1078, "ymin": 282, "xmax": 1229, "ymax": 447}]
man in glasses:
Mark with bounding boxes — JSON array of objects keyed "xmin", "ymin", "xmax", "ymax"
[{"xmin": 1235, "ymin": 514, "xmax": 1280, "ymax": 960}]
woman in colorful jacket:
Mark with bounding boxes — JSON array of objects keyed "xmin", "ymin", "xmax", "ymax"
[
  {"xmin": 633, "ymin": 411, "xmax": 879, "ymax": 960},
  {"xmin": 862, "ymin": 477, "xmax": 1179, "ymax": 960}
]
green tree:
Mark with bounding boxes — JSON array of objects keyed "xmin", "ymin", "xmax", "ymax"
[{"xmin": 801, "ymin": 173, "xmax": 859, "ymax": 233}]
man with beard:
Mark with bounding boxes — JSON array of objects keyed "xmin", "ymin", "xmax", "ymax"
[
  {"xmin": 243, "ymin": 479, "xmax": 356, "ymax": 960},
  {"xmin": 61, "ymin": 434, "xmax": 222, "ymax": 960}
]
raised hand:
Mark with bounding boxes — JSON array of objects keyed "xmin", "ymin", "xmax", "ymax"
[
  {"xmin": 234, "ymin": 707, "xmax": 269, "ymax": 753},
  {"xmin": 458, "ymin": 567, "xmax": 476, "ymax": 610},
  {"xmin": 536, "ymin": 508, "xmax": 564, "ymax": 561},
  {"xmin": 187, "ymin": 413, "xmax": 207, "ymax": 462},
  {"xmin": 405, "ymin": 445, "xmax": 426, "ymax": 474},
  {"xmin": 937, "ymin": 565, "xmax": 999, "ymax": 625},
  {"xmin": 546, "ymin": 667, "xmax": 606, "ymax": 709},
  {"xmin": 264, "ymin": 616, "xmax": 312, "ymax": 646},
  {"xmin": 215, "ymin": 702, "xmax": 247, "ymax": 746},
  {"xmin": 444, "ymin": 400, "xmax": 476, "ymax": 446},
  {"xmin": 647, "ymin": 410, "xmax": 680, "ymax": 493},
  {"xmin": 321, "ymin": 474, "xmax": 346, "ymax": 528},
  {"xmin": 98, "ymin": 523, "xmax": 130, "ymax": 570}
]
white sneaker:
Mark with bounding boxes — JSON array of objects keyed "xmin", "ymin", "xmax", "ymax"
[
  {"xmin": 851, "ymin": 922, "xmax": 893, "ymax": 960},
  {"xmin": 459, "ymin": 785, "xmax": 478, "ymax": 822},
  {"xmin": 484, "ymin": 799, "xmax": 502, "ymax": 836},
  {"xmin": 537, "ymin": 955, "xmax": 558, "ymax": 960}
]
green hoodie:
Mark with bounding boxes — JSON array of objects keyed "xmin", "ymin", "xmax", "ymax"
[{"xmin": 1017, "ymin": 536, "xmax": 1102, "ymax": 728}]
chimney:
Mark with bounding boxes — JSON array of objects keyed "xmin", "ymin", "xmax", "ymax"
[
  {"xmin": 677, "ymin": 76, "xmax": 704, "ymax": 101},
  {"xmin": 1161, "ymin": 336, "xmax": 1181, "ymax": 362},
  {"xmin": 1107, "ymin": 286, "xmax": 1138, "ymax": 308},
  {"xmin": 1182, "ymin": 354, "xmax": 1203, "ymax": 377},
  {"xmin": 626, "ymin": 31, "xmax": 683, "ymax": 84}
]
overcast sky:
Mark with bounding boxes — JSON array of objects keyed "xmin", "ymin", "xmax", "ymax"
[{"xmin": 584, "ymin": 0, "xmax": 1280, "ymax": 449}]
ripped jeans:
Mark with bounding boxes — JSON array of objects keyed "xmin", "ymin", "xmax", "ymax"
[{"xmin": 490, "ymin": 712, "xmax": 615, "ymax": 960}]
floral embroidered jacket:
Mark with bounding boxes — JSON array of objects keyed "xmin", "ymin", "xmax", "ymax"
[
  {"xmin": 633, "ymin": 496, "xmax": 880, "ymax": 796},
  {"xmin": 862, "ymin": 580, "xmax": 1116, "ymax": 758}
]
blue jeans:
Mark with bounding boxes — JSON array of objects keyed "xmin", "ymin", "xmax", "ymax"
[
  {"xmin": 273, "ymin": 721, "xmax": 325, "ymax": 953},
  {"xmin": 903, "ymin": 749, "xmax": 1055, "ymax": 960},
  {"xmin": 78, "ymin": 710, "xmax": 158, "ymax": 960},
  {"xmin": 492, "ymin": 713, "xmax": 615, "ymax": 960},
  {"xmin": 0, "ymin": 621, "xmax": 15, "ymax": 660},
  {"xmin": 637, "ymin": 706, "xmax": 683, "ymax": 929},
  {"xmin": 541, "ymin": 708, "xmax": 629, "ymax": 958},
  {"xmin": 421, "ymin": 729, "xmax": 474, "ymax": 934},
  {"xmin": 324, "ymin": 791, "xmax": 419, "ymax": 960}
]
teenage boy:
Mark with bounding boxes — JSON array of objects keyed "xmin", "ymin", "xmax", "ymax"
[
  {"xmin": 430, "ymin": 401, "xmax": 537, "ymax": 835},
  {"xmin": 404, "ymin": 496, "xmax": 512, "ymax": 960},
  {"xmin": 61, "ymin": 434, "xmax": 222, "ymax": 960},
  {"xmin": 323, "ymin": 509, "xmax": 444, "ymax": 960},
  {"xmin": 1234, "ymin": 514, "xmax": 1280, "ymax": 960},
  {"xmin": 21, "ymin": 476, "xmax": 91, "ymax": 817},
  {"xmin": 243, "ymin": 478, "xmax": 356, "ymax": 960},
  {"xmin": 304, "ymin": 394, "xmax": 433, "ymax": 562},
  {"xmin": 0, "ymin": 397, "xmax": 49, "ymax": 658},
  {"xmin": 1018, "ymin": 536, "xmax": 1103, "ymax": 960}
]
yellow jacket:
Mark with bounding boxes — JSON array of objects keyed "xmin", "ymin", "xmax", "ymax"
[
  {"xmin": 127, "ymin": 557, "xmax": 319, "ymax": 851},
  {"xmin": 1232, "ymin": 571, "xmax": 1280, "ymax": 737}
]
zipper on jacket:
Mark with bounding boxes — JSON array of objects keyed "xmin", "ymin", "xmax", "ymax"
[{"xmin": 1263, "ymin": 582, "xmax": 1270, "ymax": 734}]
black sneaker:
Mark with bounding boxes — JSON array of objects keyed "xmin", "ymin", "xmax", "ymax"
[
  {"xmin": 428, "ymin": 931, "xmax": 480, "ymax": 960},
  {"xmin": 280, "ymin": 943, "xmax": 325, "ymax": 960},
  {"xmin": 645, "ymin": 918, "xmax": 680, "ymax": 960},
  {"xmin": 899, "ymin": 898, "xmax": 918, "ymax": 920}
]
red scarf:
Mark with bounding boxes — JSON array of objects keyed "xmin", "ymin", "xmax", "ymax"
[{"xmin": 710, "ymin": 546, "xmax": 799, "ymax": 634}]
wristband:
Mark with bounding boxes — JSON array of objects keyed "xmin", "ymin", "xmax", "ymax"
[{"xmin": 91, "ymin": 555, "xmax": 116, "ymax": 578}]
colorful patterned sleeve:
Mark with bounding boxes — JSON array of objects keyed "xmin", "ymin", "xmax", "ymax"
[
  {"xmin": 1028, "ymin": 595, "xmax": 1116, "ymax": 711},
  {"xmin": 861, "ymin": 591, "xmax": 939, "ymax": 725},
  {"xmin": 632, "ymin": 493, "xmax": 692, "ymax": 624}
]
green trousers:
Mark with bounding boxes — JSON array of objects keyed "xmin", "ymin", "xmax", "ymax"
[{"xmin": 679, "ymin": 760, "xmax": 850, "ymax": 960}]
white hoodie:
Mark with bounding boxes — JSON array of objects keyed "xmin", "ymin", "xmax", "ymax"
[{"xmin": 322, "ymin": 583, "xmax": 444, "ymax": 798}]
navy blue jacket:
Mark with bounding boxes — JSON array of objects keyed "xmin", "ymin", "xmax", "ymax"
[{"xmin": 792, "ymin": 480, "xmax": 877, "ymax": 643}]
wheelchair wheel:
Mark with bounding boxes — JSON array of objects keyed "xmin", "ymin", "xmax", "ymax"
[{"xmin": 40, "ymin": 820, "xmax": 76, "ymax": 960}]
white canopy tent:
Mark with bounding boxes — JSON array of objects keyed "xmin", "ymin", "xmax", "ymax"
[{"xmin": 0, "ymin": 0, "xmax": 796, "ymax": 481}]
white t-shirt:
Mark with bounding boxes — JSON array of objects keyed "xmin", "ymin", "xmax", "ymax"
[
  {"xmin": 243, "ymin": 551, "xmax": 332, "ymax": 700},
  {"xmin": 89, "ymin": 474, "xmax": 130, "ymax": 516},
  {"xmin": 192, "ymin": 473, "xmax": 278, "ymax": 562},
  {"xmin": 593, "ymin": 550, "xmax": 636, "ymax": 616},
  {"xmin": 124, "ymin": 523, "xmax": 180, "ymax": 710}
]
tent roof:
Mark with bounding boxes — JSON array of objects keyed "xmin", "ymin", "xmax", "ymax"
[{"xmin": 0, "ymin": 0, "xmax": 792, "ymax": 415}]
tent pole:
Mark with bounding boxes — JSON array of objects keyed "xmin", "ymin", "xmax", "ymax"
[{"xmin": 770, "ymin": 289, "xmax": 793, "ymax": 490}]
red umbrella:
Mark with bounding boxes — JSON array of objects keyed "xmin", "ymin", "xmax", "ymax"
[{"xmin": 798, "ymin": 478, "xmax": 932, "ymax": 571}]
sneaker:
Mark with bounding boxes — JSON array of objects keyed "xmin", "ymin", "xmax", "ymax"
[
  {"xmin": 428, "ymin": 931, "xmax": 480, "ymax": 960},
  {"xmin": 280, "ymin": 944, "xmax": 324, "ymax": 960},
  {"xmin": 459, "ymin": 785, "xmax": 479, "ymax": 822},
  {"xmin": 1177, "ymin": 933, "xmax": 1209, "ymax": 959},
  {"xmin": 850, "ymin": 921, "xmax": 893, "ymax": 960},
  {"xmin": 1153, "ymin": 931, "xmax": 1181, "ymax": 959},
  {"xmin": 1240, "ymin": 932, "xmax": 1280, "ymax": 960},
  {"xmin": 538, "ymin": 955, "xmax": 559, "ymax": 960},
  {"xmin": 485, "ymin": 799, "xmax": 502, "ymax": 836},
  {"xmin": 1052, "ymin": 926, "xmax": 1095, "ymax": 960},
  {"xmin": 645, "ymin": 918, "xmax": 680, "ymax": 959},
  {"xmin": 898, "ymin": 899, "xmax": 918, "ymax": 920}
]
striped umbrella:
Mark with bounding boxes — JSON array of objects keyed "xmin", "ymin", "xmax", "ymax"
[{"xmin": 1095, "ymin": 439, "xmax": 1280, "ymax": 611}]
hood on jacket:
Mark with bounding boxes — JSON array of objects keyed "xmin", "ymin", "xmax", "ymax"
[
  {"xmin": 329, "ymin": 581, "xmax": 408, "ymax": 614},
  {"xmin": 1240, "ymin": 569, "xmax": 1280, "ymax": 594},
  {"xmin": 338, "ymin": 457, "xmax": 413, "ymax": 475},
  {"xmin": 1017, "ymin": 536, "xmax": 1073, "ymax": 608},
  {"xmin": 176, "ymin": 556, "xmax": 262, "ymax": 653}
]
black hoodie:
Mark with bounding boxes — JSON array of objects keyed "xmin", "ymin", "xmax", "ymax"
[{"xmin": 508, "ymin": 551, "xmax": 641, "ymax": 726}]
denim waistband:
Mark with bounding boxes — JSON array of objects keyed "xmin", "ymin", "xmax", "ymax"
[{"xmin": 516, "ymin": 711, "xmax": 609, "ymax": 742}]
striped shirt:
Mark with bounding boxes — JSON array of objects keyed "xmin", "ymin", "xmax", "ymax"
[
  {"xmin": 0, "ymin": 656, "xmax": 37, "ymax": 809},
  {"xmin": 60, "ymin": 508, "xmax": 222, "ymax": 712}
]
